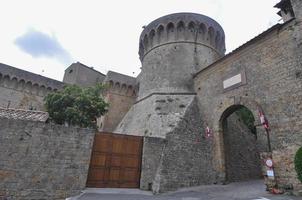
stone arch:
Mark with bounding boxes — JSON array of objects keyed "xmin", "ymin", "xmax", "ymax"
[
  {"xmin": 17, "ymin": 79, "xmax": 25, "ymax": 91},
  {"xmin": 3, "ymin": 75, "xmax": 10, "ymax": 87},
  {"xmin": 132, "ymin": 89, "xmax": 137, "ymax": 97},
  {"xmin": 215, "ymin": 31, "xmax": 221, "ymax": 49},
  {"xmin": 39, "ymin": 85, "xmax": 46, "ymax": 96},
  {"xmin": 166, "ymin": 22, "xmax": 175, "ymax": 41},
  {"xmin": 208, "ymin": 27, "xmax": 215, "ymax": 46},
  {"xmin": 187, "ymin": 21, "xmax": 196, "ymax": 40},
  {"xmin": 157, "ymin": 25, "xmax": 164, "ymax": 44},
  {"xmin": 32, "ymin": 83, "xmax": 40, "ymax": 95},
  {"xmin": 176, "ymin": 21, "xmax": 185, "ymax": 40},
  {"xmin": 139, "ymin": 40, "xmax": 144, "ymax": 59},
  {"xmin": 126, "ymin": 85, "xmax": 133, "ymax": 96},
  {"xmin": 46, "ymin": 87, "xmax": 52, "ymax": 94},
  {"xmin": 221, "ymin": 35, "xmax": 226, "ymax": 52},
  {"xmin": 149, "ymin": 29, "xmax": 156, "ymax": 47},
  {"xmin": 25, "ymin": 81, "xmax": 32, "ymax": 93},
  {"xmin": 121, "ymin": 84, "xmax": 127, "ymax": 94},
  {"xmin": 11, "ymin": 77, "xmax": 18, "ymax": 89},
  {"xmin": 197, "ymin": 23, "xmax": 207, "ymax": 42},
  {"xmin": 143, "ymin": 34, "xmax": 149, "ymax": 52},
  {"xmin": 109, "ymin": 80, "xmax": 114, "ymax": 88},
  {"xmin": 211, "ymin": 97, "xmax": 267, "ymax": 182},
  {"xmin": 114, "ymin": 82, "xmax": 121, "ymax": 91}
]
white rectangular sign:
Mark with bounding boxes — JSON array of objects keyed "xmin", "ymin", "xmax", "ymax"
[
  {"xmin": 267, "ymin": 170, "xmax": 274, "ymax": 177},
  {"xmin": 223, "ymin": 73, "xmax": 242, "ymax": 89}
]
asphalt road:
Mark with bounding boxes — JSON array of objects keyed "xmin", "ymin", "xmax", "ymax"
[{"xmin": 69, "ymin": 180, "xmax": 302, "ymax": 200}]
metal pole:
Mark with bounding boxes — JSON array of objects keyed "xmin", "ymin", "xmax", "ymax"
[{"xmin": 265, "ymin": 128, "xmax": 272, "ymax": 152}]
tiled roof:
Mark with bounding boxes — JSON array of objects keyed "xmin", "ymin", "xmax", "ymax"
[{"xmin": 0, "ymin": 107, "xmax": 49, "ymax": 122}]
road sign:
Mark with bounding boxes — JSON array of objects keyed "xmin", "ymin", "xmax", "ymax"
[{"xmin": 265, "ymin": 159, "xmax": 273, "ymax": 168}]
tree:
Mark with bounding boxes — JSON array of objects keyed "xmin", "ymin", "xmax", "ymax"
[
  {"xmin": 235, "ymin": 106, "xmax": 256, "ymax": 135},
  {"xmin": 44, "ymin": 84, "xmax": 109, "ymax": 128},
  {"xmin": 295, "ymin": 147, "xmax": 302, "ymax": 183}
]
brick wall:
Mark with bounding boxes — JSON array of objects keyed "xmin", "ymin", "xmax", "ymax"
[{"xmin": 0, "ymin": 118, "xmax": 95, "ymax": 200}]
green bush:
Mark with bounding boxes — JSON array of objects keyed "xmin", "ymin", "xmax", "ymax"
[
  {"xmin": 44, "ymin": 84, "xmax": 108, "ymax": 128},
  {"xmin": 295, "ymin": 147, "xmax": 302, "ymax": 183},
  {"xmin": 235, "ymin": 107, "xmax": 256, "ymax": 135}
]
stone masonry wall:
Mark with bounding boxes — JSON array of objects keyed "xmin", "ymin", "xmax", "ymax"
[
  {"xmin": 273, "ymin": 145, "xmax": 302, "ymax": 192},
  {"xmin": 194, "ymin": 18, "xmax": 302, "ymax": 191},
  {"xmin": 151, "ymin": 97, "xmax": 215, "ymax": 193},
  {"xmin": 0, "ymin": 118, "xmax": 95, "ymax": 200},
  {"xmin": 99, "ymin": 90, "xmax": 136, "ymax": 132},
  {"xmin": 0, "ymin": 86, "xmax": 45, "ymax": 110},
  {"xmin": 223, "ymin": 113, "xmax": 262, "ymax": 182},
  {"xmin": 140, "ymin": 137, "xmax": 166, "ymax": 191}
]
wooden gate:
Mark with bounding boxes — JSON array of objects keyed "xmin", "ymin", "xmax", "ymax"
[{"xmin": 86, "ymin": 132, "xmax": 143, "ymax": 188}]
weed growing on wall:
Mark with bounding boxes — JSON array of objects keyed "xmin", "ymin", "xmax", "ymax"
[{"xmin": 295, "ymin": 147, "xmax": 302, "ymax": 183}]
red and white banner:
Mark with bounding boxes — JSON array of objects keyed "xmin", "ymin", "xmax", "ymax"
[
  {"xmin": 259, "ymin": 110, "xmax": 269, "ymax": 129},
  {"xmin": 205, "ymin": 126, "xmax": 211, "ymax": 138}
]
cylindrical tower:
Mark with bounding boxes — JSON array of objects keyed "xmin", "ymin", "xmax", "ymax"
[
  {"xmin": 138, "ymin": 13, "xmax": 225, "ymax": 98},
  {"xmin": 116, "ymin": 13, "xmax": 226, "ymax": 192}
]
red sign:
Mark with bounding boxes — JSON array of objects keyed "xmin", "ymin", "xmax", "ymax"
[{"xmin": 265, "ymin": 158, "xmax": 273, "ymax": 168}]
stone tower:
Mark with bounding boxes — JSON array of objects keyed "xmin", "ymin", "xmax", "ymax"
[
  {"xmin": 115, "ymin": 13, "xmax": 225, "ymax": 193},
  {"xmin": 138, "ymin": 13, "xmax": 225, "ymax": 97}
]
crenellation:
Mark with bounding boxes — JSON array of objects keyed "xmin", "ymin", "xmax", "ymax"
[
  {"xmin": 139, "ymin": 14, "xmax": 225, "ymax": 61},
  {"xmin": 0, "ymin": 73, "xmax": 59, "ymax": 97}
]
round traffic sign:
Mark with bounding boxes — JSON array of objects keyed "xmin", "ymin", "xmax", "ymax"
[{"xmin": 265, "ymin": 159, "xmax": 273, "ymax": 168}]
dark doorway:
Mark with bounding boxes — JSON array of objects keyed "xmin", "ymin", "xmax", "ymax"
[{"xmin": 222, "ymin": 105, "xmax": 262, "ymax": 183}]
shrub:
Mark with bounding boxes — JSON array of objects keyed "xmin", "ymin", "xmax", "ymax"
[{"xmin": 295, "ymin": 147, "xmax": 302, "ymax": 183}]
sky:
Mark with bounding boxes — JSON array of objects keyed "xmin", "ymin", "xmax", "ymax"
[{"xmin": 0, "ymin": 0, "xmax": 281, "ymax": 81}]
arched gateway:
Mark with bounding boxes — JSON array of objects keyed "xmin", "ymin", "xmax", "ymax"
[{"xmin": 212, "ymin": 98, "xmax": 269, "ymax": 182}]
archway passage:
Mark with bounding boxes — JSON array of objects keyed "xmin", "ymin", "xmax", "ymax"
[{"xmin": 221, "ymin": 105, "xmax": 262, "ymax": 183}]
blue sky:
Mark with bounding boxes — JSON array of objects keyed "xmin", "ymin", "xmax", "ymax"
[{"xmin": 0, "ymin": 0, "xmax": 280, "ymax": 81}]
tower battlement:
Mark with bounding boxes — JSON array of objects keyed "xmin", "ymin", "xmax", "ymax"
[{"xmin": 139, "ymin": 13, "xmax": 225, "ymax": 61}]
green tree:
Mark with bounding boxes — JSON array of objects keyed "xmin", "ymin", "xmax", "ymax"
[
  {"xmin": 295, "ymin": 147, "xmax": 302, "ymax": 183},
  {"xmin": 235, "ymin": 106, "xmax": 256, "ymax": 135},
  {"xmin": 44, "ymin": 84, "xmax": 109, "ymax": 128}
]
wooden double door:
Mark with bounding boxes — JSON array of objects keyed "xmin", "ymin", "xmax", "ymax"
[{"xmin": 86, "ymin": 132, "xmax": 143, "ymax": 188}]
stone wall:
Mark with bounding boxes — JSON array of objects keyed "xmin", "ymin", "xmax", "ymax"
[
  {"xmin": 138, "ymin": 13, "xmax": 225, "ymax": 99},
  {"xmin": 273, "ymin": 145, "xmax": 302, "ymax": 193},
  {"xmin": 140, "ymin": 137, "xmax": 166, "ymax": 191},
  {"xmin": 98, "ymin": 70, "xmax": 137, "ymax": 132},
  {"xmin": 98, "ymin": 84, "xmax": 136, "ymax": 132},
  {"xmin": 0, "ymin": 118, "xmax": 95, "ymax": 200},
  {"xmin": 223, "ymin": 113, "xmax": 262, "ymax": 182},
  {"xmin": 0, "ymin": 63, "xmax": 64, "ymax": 111},
  {"xmin": 63, "ymin": 62, "xmax": 105, "ymax": 87},
  {"xmin": 291, "ymin": 0, "xmax": 302, "ymax": 20},
  {"xmin": 194, "ymin": 18, "xmax": 302, "ymax": 191},
  {"xmin": 0, "ymin": 85, "xmax": 45, "ymax": 110},
  {"xmin": 150, "ymin": 98, "xmax": 215, "ymax": 193}
]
